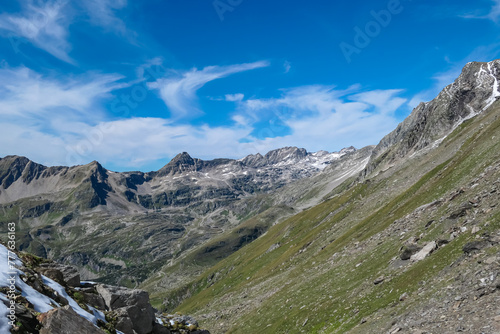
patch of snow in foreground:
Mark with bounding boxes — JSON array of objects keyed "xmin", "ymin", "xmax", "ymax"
[
  {"xmin": 19, "ymin": 279, "xmax": 59, "ymax": 313},
  {"xmin": 0, "ymin": 300, "xmax": 9, "ymax": 333},
  {"xmin": 0, "ymin": 245, "xmax": 109, "ymax": 331},
  {"xmin": 42, "ymin": 275, "xmax": 98, "ymax": 325},
  {"xmin": 87, "ymin": 305, "xmax": 106, "ymax": 323},
  {"xmin": 0, "ymin": 244, "xmax": 59, "ymax": 314}
]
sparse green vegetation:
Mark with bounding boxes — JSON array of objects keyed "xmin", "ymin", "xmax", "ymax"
[{"xmin": 166, "ymin": 102, "xmax": 500, "ymax": 333}]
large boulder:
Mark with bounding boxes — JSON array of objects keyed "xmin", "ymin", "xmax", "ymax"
[
  {"xmin": 82, "ymin": 291, "xmax": 107, "ymax": 310},
  {"xmin": 112, "ymin": 308, "xmax": 135, "ymax": 334},
  {"xmin": 96, "ymin": 284, "xmax": 150, "ymax": 310},
  {"xmin": 96, "ymin": 284, "xmax": 155, "ymax": 334},
  {"xmin": 38, "ymin": 268, "xmax": 65, "ymax": 285},
  {"xmin": 37, "ymin": 305, "xmax": 104, "ymax": 334},
  {"xmin": 400, "ymin": 244, "xmax": 422, "ymax": 261},
  {"xmin": 462, "ymin": 240, "xmax": 490, "ymax": 254},
  {"xmin": 410, "ymin": 241, "xmax": 437, "ymax": 262}
]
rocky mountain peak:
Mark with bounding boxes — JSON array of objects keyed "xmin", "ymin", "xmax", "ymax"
[
  {"xmin": 339, "ymin": 146, "xmax": 357, "ymax": 155},
  {"xmin": 366, "ymin": 59, "xmax": 500, "ymax": 174},
  {"xmin": 157, "ymin": 152, "xmax": 202, "ymax": 176},
  {"xmin": 170, "ymin": 152, "xmax": 195, "ymax": 165},
  {"xmin": 87, "ymin": 160, "xmax": 106, "ymax": 175},
  {"xmin": 0, "ymin": 155, "xmax": 46, "ymax": 188},
  {"xmin": 239, "ymin": 153, "xmax": 266, "ymax": 167},
  {"xmin": 264, "ymin": 146, "xmax": 308, "ymax": 165}
]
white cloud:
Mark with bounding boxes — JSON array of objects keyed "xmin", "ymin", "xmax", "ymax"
[
  {"xmin": 225, "ymin": 93, "xmax": 244, "ymax": 102},
  {"xmin": 234, "ymin": 85, "xmax": 406, "ymax": 154},
  {"xmin": 79, "ymin": 0, "xmax": 128, "ymax": 34},
  {"xmin": 0, "ymin": 64, "xmax": 407, "ymax": 171},
  {"xmin": 147, "ymin": 61, "xmax": 270, "ymax": 119},
  {"xmin": 488, "ymin": 0, "xmax": 500, "ymax": 21},
  {"xmin": 0, "ymin": 0, "xmax": 130, "ymax": 63},
  {"xmin": 0, "ymin": 66, "xmax": 127, "ymax": 119},
  {"xmin": 283, "ymin": 60, "xmax": 291, "ymax": 74},
  {"xmin": 0, "ymin": 0, "xmax": 73, "ymax": 63},
  {"xmin": 462, "ymin": 0, "xmax": 500, "ymax": 22},
  {"xmin": 1, "ymin": 83, "xmax": 407, "ymax": 170},
  {"xmin": 350, "ymin": 89, "xmax": 406, "ymax": 115},
  {"xmin": 0, "ymin": 65, "xmax": 130, "ymax": 166}
]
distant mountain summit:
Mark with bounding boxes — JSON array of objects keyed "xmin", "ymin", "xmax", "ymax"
[
  {"xmin": 368, "ymin": 59, "xmax": 500, "ymax": 174},
  {"xmin": 0, "ymin": 145, "xmax": 361, "ymax": 282}
]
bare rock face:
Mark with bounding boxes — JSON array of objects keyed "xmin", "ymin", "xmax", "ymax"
[
  {"xmin": 37, "ymin": 305, "xmax": 105, "ymax": 334},
  {"xmin": 366, "ymin": 59, "xmax": 500, "ymax": 174},
  {"xmin": 96, "ymin": 284, "xmax": 155, "ymax": 334}
]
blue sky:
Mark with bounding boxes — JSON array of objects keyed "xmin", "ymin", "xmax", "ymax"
[{"xmin": 1, "ymin": 0, "xmax": 500, "ymax": 172}]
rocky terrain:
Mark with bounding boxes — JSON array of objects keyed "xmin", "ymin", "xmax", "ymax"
[
  {"xmin": 157, "ymin": 60, "xmax": 500, "ymax": 333},
  {"xmin": 2, "ymin": 59, "xmax": 500, "ymax": 334},
  {"xmin": 0, "ymin": 145, "xmax": 363, "ymax": 290},
  {"xmin": 0, "ymin": 242, "xmax": 211, "ymax": 334}
]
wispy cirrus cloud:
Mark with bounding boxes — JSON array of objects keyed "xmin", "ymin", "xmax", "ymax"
[
  {"xmin": 461, "ymin": 0, "xmax": 500, "ymax": 22},
  {"xmin": 0, "ymin": 63, "xmax": 407, "ymax": 170},
  {"xmin": 0, "ymin": 0, "xmax": 130, "ymax": 63},
  {"xmin": 350, "ymin": 89, "xmax": 406, "ymax": 115},
  {"xmin": 233, "ymin": 85, "xmax": 406, "ymax": 152},
  {"xmin": 0, "ymin": 0, "xmax": 72, "ymax": 63},
  {"xmin": 0, "ymin": 64, "xmax": 129, "ymax": 166},
  {"xmin": 79, "ymin": 0, "xmax": 128, "ymax": 35},
  {"xmin": 147, "ymin": 61, "xmax": 270, "ymax": 119},
  {"xmin": 225, "ymin": 93, "xmax": 245, "ymax": 102},
  {"xmin": 0, "ymin": 65, "xmax": 127, "ymax": 119}
]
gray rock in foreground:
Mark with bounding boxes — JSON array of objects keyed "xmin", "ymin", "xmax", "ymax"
[
  {"xmin": 97, "ymin": 284, "xmax": 155, "ymax": 334},
  {"xmin": 38, "ymin": 305, "xmax": 105, "ymax": 334}
]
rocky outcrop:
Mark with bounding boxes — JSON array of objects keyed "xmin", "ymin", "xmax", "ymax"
[
  {"xmin": 37, "ymin": 306, "xmax": 105, "ymax": 334},
  {"xmin": 96, "ymin": 284, "xmax": 155, "ymax": 334},
  {"xmin": 156, "ymin": 152, "xmax": 204, "ymax": 177},
  {"xmin": 0, "ymin": 244, "xmax": 209, "ymax": 334},
  {"xmin": 366, "ymin": 59, "xmax": 500, "ymax": 175}
]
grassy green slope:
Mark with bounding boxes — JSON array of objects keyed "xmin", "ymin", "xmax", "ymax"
[{"xmin": 170, "ymin": 103, "xmax": 500, "ymax": 333}]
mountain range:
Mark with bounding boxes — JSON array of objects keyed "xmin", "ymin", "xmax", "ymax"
[{"xmin": 2, "ymin": 59, "xmax": 500, "ymax": 333}]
